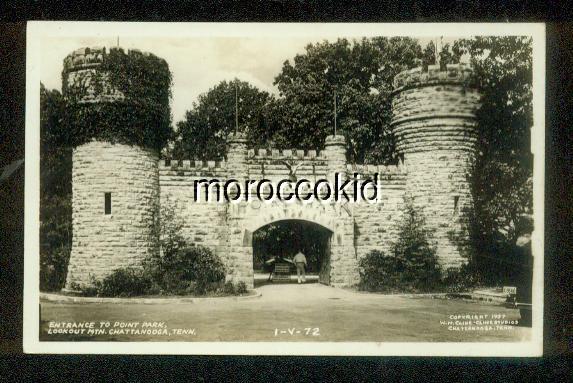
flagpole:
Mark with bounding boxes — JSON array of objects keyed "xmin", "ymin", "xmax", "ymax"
[
  {"xmin": 435, "ymin": 37, "xmax": 439, "ymax": 66},
  {"xmin": 334, "ymin": 89, "xmax": 337, "ymax": 136},
  {"xmin": 235, "ymin": 80, "xmax": 238, "ymax": 134}
]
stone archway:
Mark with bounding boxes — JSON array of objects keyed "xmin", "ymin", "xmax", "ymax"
[
  {"xmin": 225, "ymin": 200, "xmax": 358, "ymax": 289},
  {"xmin": 250, "ymin": 219, "xmax": 334, "ymax": 286}
]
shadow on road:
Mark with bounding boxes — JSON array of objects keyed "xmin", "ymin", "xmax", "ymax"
[{"xmin": 253, "ymin": 273, "xmax": 319, "ymax": 288}]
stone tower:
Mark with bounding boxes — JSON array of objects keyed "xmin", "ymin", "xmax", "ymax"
[
  {"xmin": 391, "ymin": 64, "xmax": 481, "ymax": 269},
  {"xmin": 63, "ymin": 47, "xmax": 161, "ymax": 290}
]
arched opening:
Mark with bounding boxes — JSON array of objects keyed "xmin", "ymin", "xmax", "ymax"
[{"xmin": 252, "ymin": 219, "xmax": 332, "ymax": 287}]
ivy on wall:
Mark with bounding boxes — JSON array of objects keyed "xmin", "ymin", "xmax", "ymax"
[{"xmin": 62, "ymin": 48, "xmax": 173, "ymax": 151}]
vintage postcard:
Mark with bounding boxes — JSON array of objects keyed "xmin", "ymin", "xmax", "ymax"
[{"xmin": 24, "ymin": 21, "xmax": 544, "ymax": 355}]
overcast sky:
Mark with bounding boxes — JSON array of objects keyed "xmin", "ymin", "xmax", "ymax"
[{"xmin": 40, "ymin": 35, "xmax": 443, "ymax": 125}]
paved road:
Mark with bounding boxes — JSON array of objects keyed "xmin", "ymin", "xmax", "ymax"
[{"xmin": 40, "ymin": 282, "xmax": 530, "ymax": 342}]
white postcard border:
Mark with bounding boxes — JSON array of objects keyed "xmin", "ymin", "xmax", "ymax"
[{"xmin": 24, "ymin": 21, "xmax": 545, "ymax": 356}]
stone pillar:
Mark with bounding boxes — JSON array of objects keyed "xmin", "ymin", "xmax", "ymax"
[
  {"xmin": 323, "ymin": 135, "xmax": 359, "ymax": 287},
  {"xmin": 224, "ymin": 132, "xmax": 253, "ymax": 288},
  {"xmin": 391, "ymin": 64, "xmax": 481, "ymax": 270},
  {"xmin": 226, "ymin": 132, "xmax": 248, "ymax": 176},
  {"xmin": 324, "ymin": 135, "xmax": 347, "ymax": 185}
]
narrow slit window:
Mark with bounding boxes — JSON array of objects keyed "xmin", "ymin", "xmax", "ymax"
[
  {"xmin": 453, "ymin": 195, "xmax": 460, "ymax": 214},
  {"xmin": 104, "ymin": 192, "xmax": 112, "ymax": 215}
]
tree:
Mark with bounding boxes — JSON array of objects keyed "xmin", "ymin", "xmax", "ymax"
[
  {"xmin": 421, "ymin": 39, "xmax": 463, "ymax": 70},
  {"xmin": 390, "ymin": 200, "xmax": 440, "ymax": 284},
  {"xmin": 419, "ymin": 37, "xmax": 533, "ymax": 271},
  {"xmin": 458, "ymin": 37, "xmax": 534, "ymax": 249},
  {"xmin": 358, "ymin": 199, "xmax": 440, "ymax": 293},
  {"xmin": 419, "ymin": 37, "xmax": 535, "ymax": 286},
  {"xmin": 40, "ymin": 83, "xmax": 72, "ymax": 291},
  {"xmin": 273, "ymin": 37, "xmax": 423, "ymax": 164},
  {"xmin": 174, "ymin": 79, "xmax": 273, "ymax": 161}
]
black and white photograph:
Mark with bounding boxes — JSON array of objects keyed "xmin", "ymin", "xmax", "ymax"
[{"xmin": 23, "ymin": 22, "xmax": 544, "ymax": 355}]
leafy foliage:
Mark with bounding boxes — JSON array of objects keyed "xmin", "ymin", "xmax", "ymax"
[
  {"xmin": 272, "ymin": 37, "xmax": 422, "ymax": 164},
  {"xmin": 433, "ymin": 37, "xmax": 534, "ymax": 287},
  {"xmin": 175, "ymin": 38, "xmax": 422, "ymax": 164},
  {"xmin": 458, "ymin": 36, "xmax": 534, "ymax": 247},
  {"xmin": 358, "ymin": 200, "xmax": 441, "ymax": 293},
  {"xmin": 40, "ymin": 84, "xmax": 72, "ymax": 291},
  {"xmin": 89, "ymin": 267, "xmax": 154, "ymax": 298},
  {"xmin": 221, "ymin": 281, "xmax": 236, "ymax": 295},
  {"xmin": 236, "ymin": 281, "xmax": 248, "ymax": 294},
  {"xmin": 78, "ymin": 245, "xmax": 228, "ymax": 297},
  {"xmin": 172, "ymin": 79, "xmax": 272, "ymax": 160},
  {"xmin": 157, "ymin": 197, "xmax": 187, "ymax": 259},
  {"xmin": 146, "ymin": 200, "xmax": 227, "ymax": 295},
  {"xmin": 219, "ymin": 280, "xmax": 248, "ymax": 296},
  {"xmin": 157, "ymin": 245, "xmax": 226, "ymax": 295},
  {"xmin": 63, "ymin": 48, "xmax": 173, "ymax": 151}
]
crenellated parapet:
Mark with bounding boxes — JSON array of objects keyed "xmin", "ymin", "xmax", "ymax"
[
  {"xmin": 63, "ymin": 47, "xmax": 107, "ymax": 71},
  {"xmin": 391, "ymin": 64, "xmax": 481, "ymax": 155},
  {"xmin": 247, "ymin": 148, "xmax": 324, "ymax": 160},
  {"xmin": 346, "ymin": 163, "xmax": 406, "ymax": 176},
  {"xmin": 62, "ymin": 46, "xmax": 170, "ymax": 106},
  {"xmin": 392, "ymin": 63, "xmax": 475, "ymax": 92},
  {"xmin": 158, "ymin": 159, "xmax": 227, "ymax": 182},
  {"xmin": 62, "ymin": 47, "xmax": 124, "ymax": 104},
  {"xmin": 161, "ymin": 159, "xmax": 227, "ymax": 170}
]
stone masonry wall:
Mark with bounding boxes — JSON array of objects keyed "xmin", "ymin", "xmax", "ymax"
[
  {"xmin": 351, "ymin": 164, "xmax": 407, "ymax": 260},
  {"xmin": 65, "ymin": 141, "xmax": 159, "ymax": 289},
  {"xmin": 159, "ymin": 160, "xmax": 227, "ymax": 255}
]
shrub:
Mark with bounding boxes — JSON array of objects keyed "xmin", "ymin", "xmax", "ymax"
[
  {"xmin": 157, "ymin": 197, "xmax": 187, "ymax": 259},
  {"xmin": 75, "ymin": 200, "xmax": 226, "ymax": 297},
  {"xmin": 221, "ymin": 281, "xmax": 236, "ymax": 295},
  {"xmin": 145, "ymin": 199, "xmax": 228, "ymax": 295},
  {"xmin": 159, "ymin": 245, "xmax": 226, "ymax": 295},
  {"xmin": 89, "ymin": 267, "xmax": 153, "ymax": 297},
  {"xmin": 441, "ymin": 266, "xmax": 487, "ymax": 293},
  {"xmin": 236, "ymin": 281, "xmax": 248, "ymax": 294},
  {"xmin": 218, "ymin": 281, "xmax": 248, "ymax": 296},
  {"xmin": 358, "ymin": 200, "xmax": 441, "ymax": 293},
  {"xmin": 40, "ymin": 247, "xmax": 70, "ymax": 292},
  {"xmin": 358, "ymin": 250, "xmax": 400, "ymax": 292}
]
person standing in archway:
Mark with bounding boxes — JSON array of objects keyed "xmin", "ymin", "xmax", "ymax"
[{"xmin": 293, "ymin": 250, "xmax": 307, "ymax": 284}]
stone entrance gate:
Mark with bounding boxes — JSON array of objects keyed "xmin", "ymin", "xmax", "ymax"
[{"xmin": 63, "ymin": 47, "xmax": 481, "ymax": 291}]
